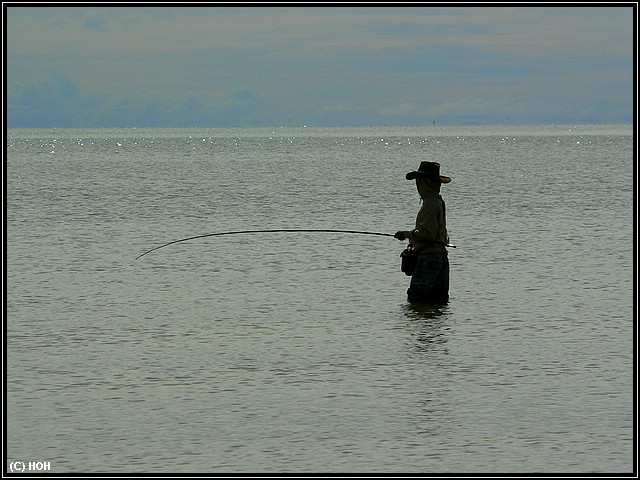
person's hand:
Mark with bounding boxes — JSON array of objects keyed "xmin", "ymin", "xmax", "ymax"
[{"xmin": 394, "ymin": 231, "xmax": 407, "ymax": 240}]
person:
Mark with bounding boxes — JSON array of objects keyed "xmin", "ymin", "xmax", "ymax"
[{"xmin": 395, "ymin": 161, "xmax": 451, "ymax": 303}]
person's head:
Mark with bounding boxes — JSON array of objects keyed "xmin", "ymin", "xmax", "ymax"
[
  {"xmin": 405, "ymin": 161, "xmax": 451, "ymax": 198},
  {"xmin": 416, "ymin": 176, "xmax": 441, "ymax": 196}
]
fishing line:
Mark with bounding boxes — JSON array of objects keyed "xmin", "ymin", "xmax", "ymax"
[{"xmin": 135, "ymin": 229, "xmax": 397, "ymax": 260}]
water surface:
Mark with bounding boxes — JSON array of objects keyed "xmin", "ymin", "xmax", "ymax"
[{"xmin": 6, "ymin": 124, "xmax": 634, "ymax": 473}]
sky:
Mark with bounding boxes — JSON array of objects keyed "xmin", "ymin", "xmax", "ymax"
[{"xmin": 5, "ymin": 5, "xmax": 635, "ymax": 128}]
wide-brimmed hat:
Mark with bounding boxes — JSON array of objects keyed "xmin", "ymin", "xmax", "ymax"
[{"xmin": 406, "ymin": 161, "xmax": 451, "ymax": 183}]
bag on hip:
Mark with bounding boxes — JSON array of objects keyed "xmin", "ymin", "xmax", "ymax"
[{"xmin": 400, "ymin": 245, "xmax": 418, "ymax": 276}]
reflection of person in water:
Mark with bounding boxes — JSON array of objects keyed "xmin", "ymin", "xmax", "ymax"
[
  {"xmin": 395, "ymin": 161, "xmax": 451, "ymax": 303},
  {"xmin": 403, "ymin": 301, "xmax": 450, "ymax": 356}
]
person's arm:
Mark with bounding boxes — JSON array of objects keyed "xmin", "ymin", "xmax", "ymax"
[{"xmin": 395, "ymin": 201, "xmax": 440, "ymax": 243}]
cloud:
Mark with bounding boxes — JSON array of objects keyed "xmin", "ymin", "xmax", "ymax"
[
  {"xmin": 9, "ymin": 76, "xmax": 80, "ymax": 127},
  {"xmin": 7, "ymin": 74, "xmax": 272, "ymax": 128},
  {"xmin": 378, "ymin": 103, "xmax": 416, "ymax": 116},
  {"xmin": 83, "ymin": 13, "xmax": 107, "ymax": 31}
]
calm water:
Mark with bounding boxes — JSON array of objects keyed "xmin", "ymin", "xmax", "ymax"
[{"xmin": 6, "ymin": 125, "xmax": 634, "ymax": 474}]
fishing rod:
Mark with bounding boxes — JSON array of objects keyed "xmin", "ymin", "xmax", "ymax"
[
  {"xmin": 136, "ymin": 229, "xmax": 394, "ymax": 260},
  {"xmin": 135, "ymin": 228, "xmax": 457, "ymax": 260}
]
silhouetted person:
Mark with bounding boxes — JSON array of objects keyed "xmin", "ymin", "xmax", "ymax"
[{"xmin": 395, "ymin": 161, "xmax": 451, "ymax": 302}]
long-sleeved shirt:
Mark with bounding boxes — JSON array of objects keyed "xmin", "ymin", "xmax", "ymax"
[{"xmin": 409, "ymin": 194, "xmax": 449, "ymax": 254}]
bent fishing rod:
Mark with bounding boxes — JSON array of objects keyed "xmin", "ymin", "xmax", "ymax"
[{"xmin": 136, "ymin": 229, "xmax": 456, "ymax": 260}]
